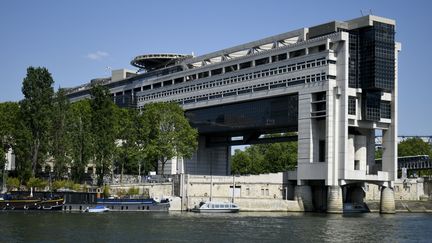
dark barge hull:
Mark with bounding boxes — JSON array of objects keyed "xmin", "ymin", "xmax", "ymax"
[
  {"xmin": 64, "ymin": 198, "xmax": 170, "ymax": 212},
  {"xmin": 0, "ymin": 198, "xmax": 65, "ymax": 210}
]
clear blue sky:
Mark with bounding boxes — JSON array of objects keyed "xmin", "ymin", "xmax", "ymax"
[{"xmin": 0, "ymin": 0, "xmax": 431, "ymax": 135}]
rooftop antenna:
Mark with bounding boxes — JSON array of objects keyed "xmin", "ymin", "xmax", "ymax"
[
  {"xmin": 369, "ymin": 9, "xmax": 373, "ymax": 15},
  {"xmin": 360, "ymin": 10, "xmax": 364, "ymax": 16}
]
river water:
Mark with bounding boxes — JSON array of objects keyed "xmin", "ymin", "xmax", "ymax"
[{"xmin": 0, "ymin": 212, "xmax": 431, "ymax": 242}]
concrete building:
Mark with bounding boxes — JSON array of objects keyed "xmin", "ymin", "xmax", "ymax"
[{"xmin": 66, "ymin": 15, "xmax": 400, "ymax": 213}]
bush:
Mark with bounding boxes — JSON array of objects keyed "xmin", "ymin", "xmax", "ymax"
[
  {"xmin": 6, "ymin": 177, "xmax": 20, "ymax": 191},
  {"xmin": 27, "ymin": 177, "xmax": 48, "ymax": 191},
  {"xmin": 52, "ymin": 180, "xmax": 82, "ymax": 192},
  {"xmin": 103, "ymin": 185, "xmax": 110, "ymax": 198},
  {"xmin": 52, "ymin": 180, "xmax": 67, "ymax": 191},
  {"xmin": 127, "ymin": 187, "xmax": 139, "ymax": 195}
]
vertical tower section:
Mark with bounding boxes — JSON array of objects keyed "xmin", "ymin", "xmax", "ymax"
[{"xmin": 344, "ymin": 15, "xmax": 399, "ymax": 186}]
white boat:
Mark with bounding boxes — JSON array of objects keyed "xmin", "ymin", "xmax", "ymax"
[
  {"xmin": 85, "ymin": 205, "xmax": 110, "ymax": 213},
  {"xmin": 192, "ymin": 201, "xmax": 240, "ymax": 213}
]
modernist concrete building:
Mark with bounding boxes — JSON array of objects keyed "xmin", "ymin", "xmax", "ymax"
[{"xmin": 66, "ymin": 15, "xmax": 400, "ymax": 213}]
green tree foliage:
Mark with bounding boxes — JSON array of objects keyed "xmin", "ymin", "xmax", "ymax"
[
  {"xmin": 0, "ymin": 102, "xmax": 20, "ymax": 169},
  {"xmin": 231, "ymin": 135, "xmax": 297, "ymax": 175},
  {"xmin": 398, "ymin": 138, "xmax": 432, "ymax": 158},
  {"xmin": 50, "ymin": 89, "xmax": 71, "ymax": 179},
  {"xmin": 6, "ymin": 177, "xmax": 20, "ymax": 191},
  {"xmin": 67, "ymin": 99, "xmax": 93, "ymax": 182},
  {"xmin": 13, "ymin": 111, "xmax": 34, "ymax": 182},
  {"xmin": 20, "ymin": 67, "xmax": 54, "ymax": 176},
  {"xmin": 127, "ymin": 187, "xmax": 139, "ymax": 195},
  {"xmin": 114, "ymin": 107, "xmax": 146, "ymax": 180},
  {"xmin": 142, "ymin": 102, "xmax": 198, "ymax": 175},
  {"xmin": 103, "ymin": 185, "xmax": 111, "ymax": 198},
  {"xmin": 26, "ymin": 177, "xmax": 48, "ymax": 191},
  {"xmin": 90, "ymin": 85, "xmax": 116, "ymax": 185},
  {"xmin": 52, "ymin": 180, "xmax": 81, "ymax": 191}
]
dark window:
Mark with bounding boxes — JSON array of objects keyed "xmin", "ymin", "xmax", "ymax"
[
  {"xmin": 163, "ymin": 80, "xmax": 172, "ymax": 86},
  {"xmin": 174, "ymin": 77, "xmax": 184, "ymax": 84},
  {"xmin": 271, "ymin": 53, "xmax": 287, "ymax": 62},
  {"xmin": 198, "ymin": 71, "xmax": 209, "ymax": 78},
  {"xmin": 225, "ymin": 65, "xmax": 238, "ymax": 73},
  {"xmin": 187, "ymin": 74, "xmax": 197, "ymax": 81},
  {"xmin": 380, "ymin": 101, "xmax": 391, "ymax": 119},
  {"xmin": 289, "ymin": 49, "xmax": 306, "ymax": 58},
  {"xmin": 255, "ymin": 57, "xmax": 270, "ymax": 66},
  {"xmin": 211, "ymin": 68, "xmax": 223, "ymax": 76},
  {"xmin": 354, "ymin": 160, "xmax": 360, "ymax": 170},
  {"xmin": 239, "ymin": 61, "xmax": 252, "ymax": 69},
  {"xmin": 319, "ymin": 140, "xmax": 326, "ymax": 162},
  {"xmin": 363, "ymin": 91, "xmax": 381, "ymax": 121},
  {"xmin": 153, "ymin": 83, "xmax": 161, "ymax": 89},
  {"xmin": 142, "ymin": 85, "xmax": 151, "ymax": 91},
  {"xmin": 348, "ymin": 96, "xmax": 356, "ymax": 115}
]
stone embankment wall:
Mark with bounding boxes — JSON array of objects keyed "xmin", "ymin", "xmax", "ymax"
[
  {"xmin": 365, "ymin": 178, "xmax": 427, "ymax": 201},
  {"xmin": 182, "ymin": 173, "xmax": 302, "ymax": 211},
  {"xmin": 109, "ymin": 183, "xmax": 173, "ymax": 200}
]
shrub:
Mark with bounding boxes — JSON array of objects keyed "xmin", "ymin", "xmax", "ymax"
[{"xmin": 6, "ymin": 177, "xmax": 20, "ymax": 191}]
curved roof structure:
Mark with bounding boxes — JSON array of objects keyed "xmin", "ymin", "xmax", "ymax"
[{"xmin": 131, "ymin": 53, "xmax": 192, "ymax": 71}]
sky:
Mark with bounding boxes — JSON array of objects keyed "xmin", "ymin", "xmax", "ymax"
[{"xmin": 0, "ymin": 0, "xmax": 431, "ymax": 135}]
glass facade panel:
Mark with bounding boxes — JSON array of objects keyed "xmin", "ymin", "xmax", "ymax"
[
  {"xmin": 348, "ymin": 96, "xmax": 356, "ymax": 115},
  {"xmin": 363, "ymin": 91, "xmax": 381, "ymax": 121},
  {"xmin": 185, "ymin": 95, "xmax": 298, "ymax": 135},
  {"xmin": 380, "ymin": 101, "xmax": 391, "ymax": 119}
]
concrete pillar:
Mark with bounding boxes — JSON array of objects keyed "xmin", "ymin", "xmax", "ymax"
[
  {"xmin": 327, "ymin": 186, "xmax": 343, "ymax": 213},
  {"xmin": 380, "ymin": 187, "xmax": 395, "ymax": 214},
  {"xmin": 294, "ymin": 185, "xmax": 314, "ymax": 212}
]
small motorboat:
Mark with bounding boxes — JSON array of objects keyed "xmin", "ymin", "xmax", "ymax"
[
  {"xmin": 192, "ymin": 201, "xmax": 240, "ymax": 213},
  {"xmin": 85, "ymin": 205, "xmax": 110, "ymax": 213},
  {"xmin": 343, "ymin": 203, "xmax": 369, "ymax": 213}
]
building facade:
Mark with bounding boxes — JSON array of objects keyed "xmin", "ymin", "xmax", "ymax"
[{"xmin": 67, "ymin": 15, "xmax": 400, "ymax": 213}]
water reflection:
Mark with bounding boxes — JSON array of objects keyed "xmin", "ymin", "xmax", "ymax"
[{"xmin": 0, "ymin": 212, "xmax": 431, "ymax": 242}]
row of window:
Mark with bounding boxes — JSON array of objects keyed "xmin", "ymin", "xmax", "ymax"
[
  {"xmin": 136, "ymin": 73, "xmax": 330, "ymax": 109},
  {"xmin": 137, "ymin": 57, "xmax": 331, "ymax": 102},
  {"xmin": 136, "ymin": 54, "xmax": 330, "ymax": 95}
]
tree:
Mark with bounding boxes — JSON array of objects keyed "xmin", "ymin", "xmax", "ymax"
[
  {"xmin": 231, "ymin": 134, "xmax": 298, "ymax": 175},
  {"xmin": 27, "ymin": 177, "xmax": 48, "ymax": 191},
  {"xmin": 12, "ymin": 113, "xmax": 33, "ymax": 182},
  {"xmin": 231, "ymin": 150, "xmax": 253, "ymax": 175},
  {"xmin": 398, "ymin": 138, "xmax": 432, "ymax": 158},
  {"xmin": 6, "ymin": 177, "xmax": 20, "ymax": 191},
  {"xmin": 114, "ymin": 107, "xmax": 140, "ymax": 181},
  {"xmin": 142, "ymin": 102, "xmax": 198, "ymax": 175},
  {"xmin": 0, "ymin": 102, "xmax": 20, "ymax": 171},
  {"xmin": 20, "ymin": 67, "xmax": 54, "ymax": 176},
  {"xmin": 67, "ymin": 99, "xmax": 93, "ymax": 182},
  {"xmin": 90, "ymin": 85, "xmax": 116, "ymax": 185},
  {"xmin": 50, "ymin": 89, "xmax": 71, "ymax": 179}
]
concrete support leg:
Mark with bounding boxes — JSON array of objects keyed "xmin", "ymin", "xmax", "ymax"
[
  {"xmin": 380, "ymin": 187, "xmax": 395, "ymax": 214},
  {"xmin": 327, "ymin": 186, "xmax": 343, "ymax": 213},
  {"xmin": 294, "ymin": 185, "xmax": 314, "ymax": 212}
]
